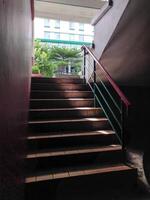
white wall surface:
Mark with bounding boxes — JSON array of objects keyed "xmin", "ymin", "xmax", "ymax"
[{"xmin": 94, "ymin": 0, "xmax": 130, "ymax": 59}]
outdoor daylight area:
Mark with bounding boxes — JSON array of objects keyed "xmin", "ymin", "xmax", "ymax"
[{"xmin": 33, "ymin": 18, "xmax": 94, "ymax": 77}]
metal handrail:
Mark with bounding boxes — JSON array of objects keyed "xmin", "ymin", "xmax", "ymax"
[
  {"xmin": 82, "ymin": 45, "xmax": 131, "ymax": 146},
  {"xmin": 86, "ymin": 56, "xmax": 121, "ymax": 112},
  {"xmin": 82, "ymin": 45, "xmax": 131, "ymax": 108}
]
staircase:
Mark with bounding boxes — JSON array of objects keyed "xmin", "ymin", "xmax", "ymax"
[{"xmin": 25, "ymin": 77, "xmax": 137, "ymax": 200}]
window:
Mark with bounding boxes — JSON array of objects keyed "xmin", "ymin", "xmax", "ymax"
[
  {"xmin": 79, "ymin": 23, "xmax": 84, "ymax": 31},
  {"xmin": 55, "ymin": 20, "xmax": 60, "ymax": 29},
  {"xmin": 69, "ymin": 22, "xmax": 75, "ymax": 30},
  {"xmin": 69, "ymin": 34, "xmax": 75, "ymax": 41},
  {"xmin": 79, "ymin": 35, "xmax": 84, "ymax": 41},
  {"xmin": 55, "ymin": 33, "xmax": 60, "ymax": 40},
  {"xmin": 44, "ymin": 19, "xmax": 50, "ymax": 28},
  {"xmin": 44, "ymin": 31, "xmax": 50, "ymax": 39},
  {"xmin": 61, "ymin": 33, "xmax": 69, "ymax": 41},
  {"xmin": 92, "ymin": 28, "xmax": 94, "ymax": 34}
]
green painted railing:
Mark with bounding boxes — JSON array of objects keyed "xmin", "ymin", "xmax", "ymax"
[{"xmin": 35, "ymin": 38, "xmax": 92, "ymax": 46}]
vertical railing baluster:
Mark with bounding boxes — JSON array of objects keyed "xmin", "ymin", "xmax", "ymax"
[
  {"xmin": 83, "ymin": 48, "xmax": 86, "ymax": 84},
  {"xmin": 121, "ymin": 101, "xmax": 126, "ymax": 149},
  {"xmin": 94, "ymin": 60, "xmax": 96, "ymax": 107},
  {"xmin": 82, "ymin": 45, "xmax": 131, "ymax": 148}
]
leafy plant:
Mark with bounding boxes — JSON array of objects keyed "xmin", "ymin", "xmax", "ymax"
[
  {"xmin": 34, "ymin": 40, "xmax": 82, "ymax": 77},
  {"xmin": 32, "ymin": 65, "xmax": 40, "ymax": 74},
  {"xmin": 34, "ymin": 40, "xmax": 55, "ymax": 77}
]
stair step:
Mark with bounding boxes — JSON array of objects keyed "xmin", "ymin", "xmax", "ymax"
[
  {"xmin": 27, "ymin": 130, "xmax": 118, "ymax": 151},
  {"xmin": 27, "ymin": 145, "xmax": 121, "ymax": 159},
  {"xmin": 31, "ymin": 77, "xmax": 84, "ymax": 84},
  {"xmin": 30, "ymin": 98, "xmax": 94, "ymax": 109},
  {"xmin": 55, "ymin": 74, "xmax": 80, "ymax": 78},
  {"xmin": 31, "ymin": 83, "xmax": 90, "ymax": 91},
  {"xmin": 28, "ymin": 118, "xmax": 111, "ymax": 132},
  {"xmin": 27, "ymin": 145, "xmax": 123, "ymax": 173},
  {"xmin": 30, "ymin": 91, "xmax": 93, "ymax": 99},
  {"xmin": 28, "ymin": 130, "xmax": 115, "ymax": 139},
  {"xmin": 29, "ymin": 107, "xmax": 104, "ymax": 120},
  {"xmin": 26, "ymin": 163, "xmax": 136, "ymax": 183},
  {"xmin": 26, "ymin": 77, "xmax": 137, "ymax": 199}
]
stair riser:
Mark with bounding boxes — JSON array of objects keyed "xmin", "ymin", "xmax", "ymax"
[
  {"xmin": 29, "ymin": 120, "xmax": 110, "ymax": 133},
  {"xmin": 27, "ymin": 134, "xmax": 118, "ymax": 151},
  {"xmin": 30, "ymin": 100, "xmax": 94, "ymax": 109},
  {"xmin": 30, "ymin": 91, "xmax": 93, "ymax": 99},
  {"xmin": 25, "ymin": 169, "xmax": 137, "ymax": 200},
  {"xmin": 31, "ymin": 84, "xmax": 90, "ymax": 91},
  {"xmin": 29, "ymin": 109, "xmax": 104, "ymax": 120},
  {"xmin": 27, "ymin": 150, "xmax": 123, "ymax": 173},
  {"xmin": 31, "ymin": 78, "xmax": 83, "ymax": 84}
]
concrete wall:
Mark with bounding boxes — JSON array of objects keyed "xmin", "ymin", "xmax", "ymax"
[
  {"xmin": 93, "ymin": 0, "xmax": 150, "ymax": 190},
  {"xmin": 99, "ymin": 0, "xmax": 150, "ymax": 150},
  {"xmin": 0, "ymin": 0, "xmax": 32, "ymax": 199},
  {"xmin": 100, "ymin": 0, "xmax": 150, "ymax": 86},
  {"xmin": 94, "ymin": 0, "xmax": 129, "ymax": 58},
  {"xmin": 94, "ymin": 0, "xmax": 150, "ymax": 150}
]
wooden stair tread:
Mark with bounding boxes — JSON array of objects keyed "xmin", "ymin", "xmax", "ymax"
[
  {"xmin": 26, "ymin": 163, "xmax": 135, "ymax": 183},
  {"xmin": 31, "ymin": 84, "xmax": 89, "ymax": 88},
  {"xmin": 29, "ymin": 117, "xmax": 108, "ymax": 124},
  {"xmin": 31, "ymin": 90, "xmax": 92, "ymax": 93},
  {"xmin": 27, "ymin": 145, "xmax": 121, "ymax": 158},
  {"xmin": 31, "ymin": 83, "xmax": 87, "ymax": 85},
  {"xmin": 31, "ymin": 78, "xmax": 84, "ymax": 84},
  {"xmin": 30, "ymin": 98, "xmax": 94, "ymax": 101},
  {"xmin": 31, "ymin": 78, "xmax": 83, "ymax": 81},
  {"xmin": 29, "ymin": 107, "xmax": 101, "ymax": 111},
  {"xmin": 32, "ymin": 77, "xmax": 82, "ymax": 80},
  {"xmin": 31, "ymin": 83, "xmax": 90, "ymax": 91},
  {"xmin": 27, "ymin": 130, "xmax": 115, "ymax": 140},
  {"xmin": 26, "ymin": 77, "xmax": 137, "ymax": 193}
]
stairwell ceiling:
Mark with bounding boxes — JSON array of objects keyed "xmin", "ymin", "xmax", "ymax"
[{"xmin": 35, "ymin": 0, "xmax": 107, "ymax": 23}]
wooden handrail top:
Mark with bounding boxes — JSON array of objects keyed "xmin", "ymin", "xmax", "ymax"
[{"xmin": 82, "ymin": 45, "xmax": 131, "ymax": 107}]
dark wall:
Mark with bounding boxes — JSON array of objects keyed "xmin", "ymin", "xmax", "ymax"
[
  {"xmin": 0, "ymin": 1, "xmax": 32, "ymax": 200},
  {"xmin": 98, "ymin": 0, "xmax": 150, "ymax": 150},
  {"xmin": 100, "ymin": 0, "xmax": 150, "ymax": 86},
  {"xmin": 95, "ymin": 0, "xmax": 150, "ymax": 189}
]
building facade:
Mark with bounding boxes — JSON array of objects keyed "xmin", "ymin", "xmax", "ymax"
[{"xmin": 34, "ymin": 18, "xmax": 94, "ymax": 48}]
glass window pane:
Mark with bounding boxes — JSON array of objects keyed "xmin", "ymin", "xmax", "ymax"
[
  {"xmin": 55, "ymin": 33, "xmax": 60, "ymax": 40},
  {"xmin": 44, "ymin": 31, "xmax": 50, "ymax": 39},
  {"xmin": 44, "ymin": 19, "xmax": 50, "ymax": 27},
  {"xmin": 69, "ymin": 34, "xmax": 75, "ymax": 41},
  {"xmin": 55, "ymin": 20, "xmax": 60, "ymax": 29},
  {"xmin": 69, "ymin": 22, "xmax": 75, "ymax": 30},
  {"xmin": 79, "ymin": 35, "xmax": 84, "ymax": 41},
  {"xmin": 79, "ymin": 23, "xmax": 84, "ymax": 31}
]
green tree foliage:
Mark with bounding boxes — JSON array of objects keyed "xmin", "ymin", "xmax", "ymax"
[
  {"xmin": 33, "ymin": 40, "xmax": 82, "ymax": 77},
  {"xmin": 34, "ymin": 40, "xmax": 57, "ymax": 77},
  {"xmin": 32, "ymin": 65, "xmax": 40, "ymax": 74}
]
